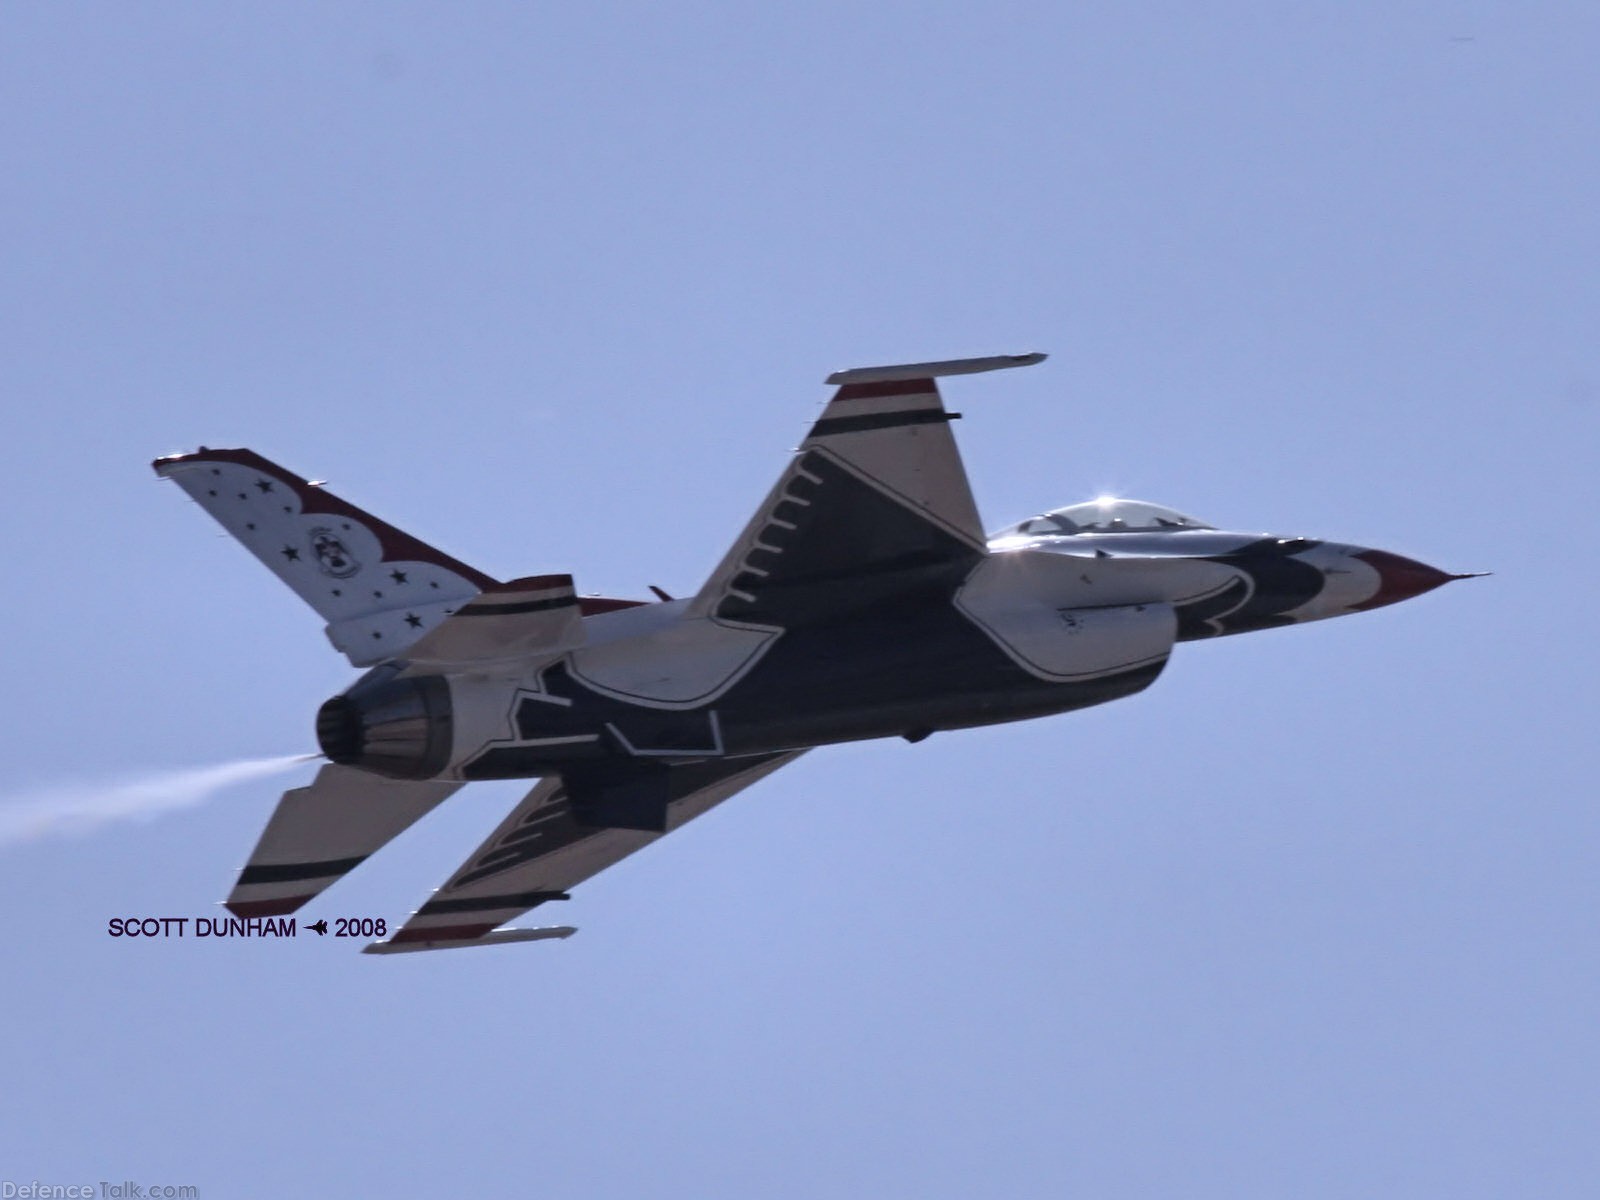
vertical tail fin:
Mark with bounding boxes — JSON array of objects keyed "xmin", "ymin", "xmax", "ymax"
[{"xmin": 153, "ymin": 447, "xmax": 498, "ymax": 666}]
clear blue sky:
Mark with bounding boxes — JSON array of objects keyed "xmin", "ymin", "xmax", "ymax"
[{"xmin": 4, "ymin": 3, "xmax": 1596, "ymax": 1196}]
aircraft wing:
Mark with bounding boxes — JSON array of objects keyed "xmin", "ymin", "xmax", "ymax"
[
  {"xmin": 224, "ymin": 764, "xmax": 462, "ymax": 917},
  {"xmin": 368, "ymin": 751, "xmax": 802, "ymax": 952},
  {"xmin": 687, "ymin": 354, "xmax": 1044, "ymax": 627}
]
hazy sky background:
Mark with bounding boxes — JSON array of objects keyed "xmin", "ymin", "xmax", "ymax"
[{"xmin": 3, "ymin": 3, "xmax": 1596, "ymax": 1196}]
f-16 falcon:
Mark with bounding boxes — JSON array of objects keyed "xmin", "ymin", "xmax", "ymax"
[{"xmin": 154, "ymin": 354, "xmax": 1473, "ymax": 954}]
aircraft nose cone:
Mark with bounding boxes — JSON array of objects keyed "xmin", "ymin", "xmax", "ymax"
[{"xmin": 1351, "ymin": 549, "xmax": 1459, "ymax": 611}]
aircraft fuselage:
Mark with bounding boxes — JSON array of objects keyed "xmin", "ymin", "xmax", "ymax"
[
  {"xmin": 319, "ymin": 525, "xmax": 1456, "ymax": 799},
  {"xmin": 158, "ymin": 354, "xmax": 1473, "ymax": 946}
]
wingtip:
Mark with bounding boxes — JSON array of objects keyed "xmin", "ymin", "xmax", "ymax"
[{"xmin": 824, "ymin": 352, "xmax": 1049, "ymax": 386}]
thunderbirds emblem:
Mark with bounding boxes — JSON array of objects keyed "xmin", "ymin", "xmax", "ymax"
[{"xmin": 309, "ymin": 528, "xmax": 360, "ymax": 578}]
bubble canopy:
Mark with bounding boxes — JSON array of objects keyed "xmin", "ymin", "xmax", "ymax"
[{"xmin": 997, "ymin": 498, "xmax": 1216, "ymax": 538}]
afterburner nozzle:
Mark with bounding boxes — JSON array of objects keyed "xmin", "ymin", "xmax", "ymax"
[{"xmin": 315, "ymin": 675, "xmax": 453, "ymax": 780}]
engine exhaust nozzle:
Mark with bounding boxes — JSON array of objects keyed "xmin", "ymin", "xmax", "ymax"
[{"xmin": 315, "ymin": 674, "xmax": 453, "ymax": 780}]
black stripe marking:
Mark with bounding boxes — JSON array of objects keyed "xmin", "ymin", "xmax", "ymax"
[
  {"xmin": 226, "ymin": 895, "xmax": 312, "ymax": 918},
  {"xmin": 463, "ymin": 594, "xmax": 578, "ymax": 617},
  {"xmin": 418, "ymin": 890, "xmax": 571, "ymax": 915},
  {"xmin": 809, "ymin": 409, "xmax": 958, "ymax": 438},
  {"xmin": 236, "ymin": 855, "xmax": 367, "ymax": 885}
]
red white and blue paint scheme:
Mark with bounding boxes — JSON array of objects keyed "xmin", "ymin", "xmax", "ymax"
[{"xmin": 154, "ymin": 354, "xmax": 1474, "ymax": 953}]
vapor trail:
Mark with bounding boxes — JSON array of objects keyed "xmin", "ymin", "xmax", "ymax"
[{"xmin": 0, "ymin": 754, "xmax": 316, "ymax": 847}]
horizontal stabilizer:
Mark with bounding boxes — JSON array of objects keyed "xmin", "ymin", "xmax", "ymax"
[
  {"xmin": 400, "ymin": 574, "xmax": 584, "ymax": 667},
  {"xmin": 153, "ymin": 447, "xmax": 496, "ymax": 666},
  {"xmin": 224, "ymin": 764, "xmax": 461, "ymax": 917},
  {"xmin": 363, "ymin": 925, "xmax": 576, "ymax": 954}
]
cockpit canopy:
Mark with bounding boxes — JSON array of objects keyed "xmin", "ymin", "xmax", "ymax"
[{"xmin": 996, "ymin": 498, "xmax": 1215, "ymax": 539}]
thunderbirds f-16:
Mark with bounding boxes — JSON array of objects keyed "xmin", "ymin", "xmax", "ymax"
[{"xmin": 155, "ymin": 354, "xmax": 1473, "ymax": 953}]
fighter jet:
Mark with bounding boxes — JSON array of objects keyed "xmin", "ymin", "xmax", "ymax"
[{"xmin": 154, "ymin": 354, "xmax": 1473, "ymax": 953}]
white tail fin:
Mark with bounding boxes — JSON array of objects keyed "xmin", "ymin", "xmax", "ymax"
[{"xmin": 154, "ymin": 448, "xmax": 497, "ymax": 666}]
